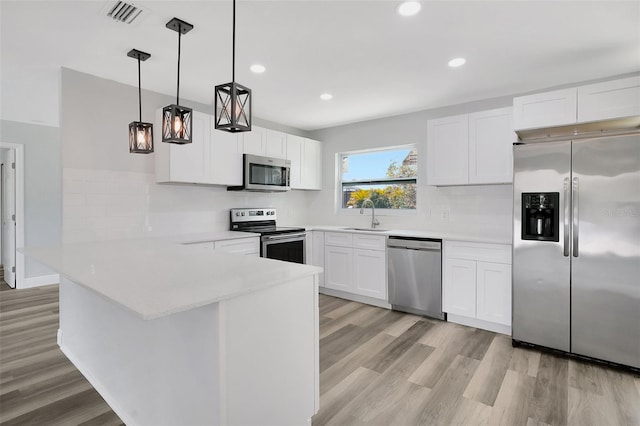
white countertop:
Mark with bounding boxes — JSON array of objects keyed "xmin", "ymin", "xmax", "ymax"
[
  {"xmin": 21, "ymin": 236, "xmax": 321, "ymax": 321},
  {"xmin": 304, "ymin": 225, "xmax": 512, "ymax": 245}
]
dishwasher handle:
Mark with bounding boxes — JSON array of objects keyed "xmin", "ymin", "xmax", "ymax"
[{"xmin": 387, "ymin": 239, "xmax": 441, "ymax": 251}]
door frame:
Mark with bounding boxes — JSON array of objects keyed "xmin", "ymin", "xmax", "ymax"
[{"xmin": 0, "ymin": 142, "xmax": 25, "ymax": 289}]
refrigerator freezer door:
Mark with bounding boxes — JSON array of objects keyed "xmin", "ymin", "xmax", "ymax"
[
  {"xmin": 513, "ymin": 141, "xmax": 571, "ymax": 352},
  {"xmin": 571, "ymin": 134, "xmax": 640, "ymax": 369}
]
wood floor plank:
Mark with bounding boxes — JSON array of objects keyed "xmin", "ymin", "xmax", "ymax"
[
  {"xmin": 463, "ymin": 334, "xmax": 514, "ymax": 406},
  {"xmin": 489, "ymin": 369, "xmax": 537, "ymax": 426},
  {"xmin": 363, "ymin": 320, "xmax": 433, "ymax": 374},
  {"xmin": 448, "ymin": 396, "xmax": 493, "ymax": 426},
  {"xmin": 509, "ymin": 344, "xmax": 541, "ymax": 377},
  {"xmin": 415, "ymin": 354, "xmax": 480, "ymax": 425},
  {"xmin": 320, "ymin": 332, "xmax": 395, "ymax": 395},
  {"xmin": 529, "ymin": 353, "xmax": 569, "ymax": 425},
  {"xmin": 313, "ymin": 366, "xmax": 380, "ymax": 425},
  {"xmin": 458, "ymin": 328, "xmax": 495, "ymax": 360}
]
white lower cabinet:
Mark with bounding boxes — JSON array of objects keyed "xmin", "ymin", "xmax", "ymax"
[
  {"xmin": 443, "ymin": 240, "xmax": 512, "ymax": 334},
  {"xmin": 324, "ymin": 245, "xmax": 353, "ymax": 292},
  {"xmin": 323, "ymin": 232, "xmax": 387, "ymax": 303},
  {"xmin": 353, "ymin": 248, "xmax": 386, "ymax": 299},
  {"xmin": 443, "ymin": 258, "xmax": 476, "ymax": 317},
  {"xmin": 476, "ymin": 261, "xmax": 511, "ymax": 325}
]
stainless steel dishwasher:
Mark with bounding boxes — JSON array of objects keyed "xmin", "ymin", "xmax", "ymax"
[{"xmin": 387, "ymin": 236, "xmax": 444, "ymax": 320}]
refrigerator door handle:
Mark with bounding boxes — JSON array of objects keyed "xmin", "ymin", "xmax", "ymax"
[
  {"xmin": 572, "ymin": 177, "xmax": 579, "ymax": 257},
  {"xmin": 563, "ymin": 177, "xmax": 571, "ymax": 257}
]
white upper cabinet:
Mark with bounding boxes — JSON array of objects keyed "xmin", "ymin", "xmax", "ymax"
[
  {"xmin": 242, "ymin": 126, "xmax": 266, "ymax": 156},
  {"xmin": 286, "ymin": 135, "xmax": 322, "ymax": 190},
  {"xmin": 303, "ymin": 139, "xmax": 322, "ymax": 190},
  {"xmin": 468, "ymin": 107, "xmax": 514, "ymax": 184},
  {"xmin": 242, "ymin": 126, "xmax": 287, "ymax": 159},
  {"xmin": 209, "ymin": 129, "xmax": 243, "ymax": 186},
  {"xmin": 427, "ymin": 114, "xmax": 469, "ymax": 186},
  {"xmin": 427, "ymin": 107, "xmax": 513, "ymax": 186},
  {"xmin": 513, "ymin": 76, "xmax": 640, "ymax": 131},
  {"xmin": 265, "ymin": 129, "xmax": 287, "ymax": 159},
  {"xmin": 155, "ymin": 110, "xmax": 210, "ymax": 184},
  {"xmin": 155, "ymin": 109, "xmax": 243, "ymax": 186},
  {"xmin": 286, "ymin": 134, "xmax": 303, "ymax": 188},
  {"xmin": 577, "ymin": 76, "xmax": 640, "ymax": 123},
  {"xmin": 513, "ymin": 88, "xmax": 577, "ymax": 131}
]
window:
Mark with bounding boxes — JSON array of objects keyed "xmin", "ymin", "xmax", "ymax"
[{"xmin": 339, "ymin": 145, "xmax": 417, "ymax": 210}]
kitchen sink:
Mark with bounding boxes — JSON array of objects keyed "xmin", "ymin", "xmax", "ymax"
[{"xmin": 344, "ymin": 227, "xmax": 389, "ymax": 232}]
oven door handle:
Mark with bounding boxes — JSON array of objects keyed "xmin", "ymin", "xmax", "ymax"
[{"xmin": 262, "ymin": 232, "xmax": 307, "ymax": 242}]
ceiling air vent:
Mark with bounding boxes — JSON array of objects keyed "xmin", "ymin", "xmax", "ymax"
[{"xmin": 101, "ymin": 1, "xmax": 147, "ymax": 25}]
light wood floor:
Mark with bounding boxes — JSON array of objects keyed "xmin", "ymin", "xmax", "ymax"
[
  {"xmin": 1, "ymin": 283, "xmax": 639, "ymax": 425},
  {"xmin": 313, "ymin": 294, "xmax": 640, "ymax": 426}
]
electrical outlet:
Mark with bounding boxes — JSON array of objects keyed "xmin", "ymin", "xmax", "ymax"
[
  {"xmin": 442, "ymin": 208, "xmax": 450, "ymax": 221},
  {"xmin": 424, "ymin": 208, "xmax": 431, "ymax": 220}
]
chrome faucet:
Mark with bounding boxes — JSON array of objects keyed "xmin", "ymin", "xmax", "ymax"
[{"xmin": 360, "ymin": 198, "xmax": 380, "ymax": 228}]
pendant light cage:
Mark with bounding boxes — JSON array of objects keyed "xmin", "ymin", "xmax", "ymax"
[
  {"xmin": 163, "ymin": 18, "xmax": 194, "ymax": 144},
  {"xmin": 127, "ymin": 49, "xmax": 154, "ymax": 154},
  {"xmin": 215, "ymin": 82, "xmax": 251, "ymax": 132},
  {"xmin": 215, "ymin": 0, "xmax": 252, "ymax": 133},
  {"xmin": 162, "ymin": 104, "xmax": 192, "ymax": 144}
]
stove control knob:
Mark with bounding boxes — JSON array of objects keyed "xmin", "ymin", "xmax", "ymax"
[{"xmin": 235, "ymin": 212, "xmax": 240, "ymax": 216}]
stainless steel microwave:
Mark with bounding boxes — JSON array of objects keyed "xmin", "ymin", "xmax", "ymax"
[{"xmin": 227, "ymin": 154, "xmax": 291, "ymax": 192}]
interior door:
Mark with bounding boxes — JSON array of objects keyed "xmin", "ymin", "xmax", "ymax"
[
  {"xmin": 571, "ymin": 134, "xmax": 640, "ymax": 368},
  {"xmin": 2, "ymin": 149, "xmax": 16, "ymax": 287},
  {"xmin": 512, "ymin": 141, "xmax": 571, "ymax": 351}
]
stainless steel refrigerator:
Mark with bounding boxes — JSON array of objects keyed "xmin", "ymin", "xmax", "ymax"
[{"xmin": 512, "ymin": 129, "xmax": 640, "ymax": 369}]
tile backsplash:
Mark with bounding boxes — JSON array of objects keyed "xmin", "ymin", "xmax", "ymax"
[{"xmin": 62, "ymin": 168, "xmax": 312, "ymax": 243}]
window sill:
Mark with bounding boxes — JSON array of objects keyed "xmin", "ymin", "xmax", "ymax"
[{"xmin": 336, "ymin": 208, "xmax": 418, "ymax": 217}]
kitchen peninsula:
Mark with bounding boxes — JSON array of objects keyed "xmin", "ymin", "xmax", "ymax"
[{"xmin": 21, "ymin": 233, "xmax": 322, "ymax": 426}]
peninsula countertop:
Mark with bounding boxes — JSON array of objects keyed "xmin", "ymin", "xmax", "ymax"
[{"xmin": 21, "ymin": 236, "xmax": 322, "ymax": 321}]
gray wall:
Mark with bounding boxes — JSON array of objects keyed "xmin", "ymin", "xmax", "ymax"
[{"xmin": 0, "ymin": 119, "xmax": 61, "ymax": 278}]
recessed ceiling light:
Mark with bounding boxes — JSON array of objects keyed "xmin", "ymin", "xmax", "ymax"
[
  {"xmin": 448, "ymin": 57, "xmax": 466, "ymax": 68},
  {"xmin": 397, "ymin": 1, "xmax": 421, "ymax": 17},
  {"xmin": 250, "ymin": 64, "xmax": 266, "ymax": 74},
  {"xmin": 320, "ymin": 93, "xmax": 333, "ymax": 101}
]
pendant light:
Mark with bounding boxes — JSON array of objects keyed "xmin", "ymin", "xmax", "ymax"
[
  {"xmin": 128, "ymin": 49, "xmax": 153, "ymax": 154},
  {"xmin": 162, "ymin": 18, "xmax": 194, "ymax": 144},
  {"xmin": 214, "ymin": 0, "xmax": 252, "ymax": 133}
]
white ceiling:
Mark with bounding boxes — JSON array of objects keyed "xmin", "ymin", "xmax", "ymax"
[{"xmin": 1, "ymin": 1, "xmax": 639, "ymax": 130}]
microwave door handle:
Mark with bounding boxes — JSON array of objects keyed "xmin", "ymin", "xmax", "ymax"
[
  {"xmin": 563, "ymin": 177, "xmax": 570, "ymax": 257},
  {"xmin": 572, "ymin": 177, "xmax": 579, "ymax": 258}
]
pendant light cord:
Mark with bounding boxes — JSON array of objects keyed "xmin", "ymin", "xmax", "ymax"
[
  {"xmin": 232, "ymin": 0, "xmax": 236, "ymax": 83},
  {"xmin": 177, "ymin": 30, "xmax": 182, "ymax": 104},
  {"xmin": 137, "ymin": 57, "xmax": 142, "ymax": 122}
]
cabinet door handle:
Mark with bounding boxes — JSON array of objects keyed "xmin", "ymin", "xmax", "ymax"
[
  {"xmin": 563, "ymin": 177, "xmax": 570, "ymax": 257},
  {"xmin": 572, "ymin": 177, "xmax": 579, "ymax": 258}
]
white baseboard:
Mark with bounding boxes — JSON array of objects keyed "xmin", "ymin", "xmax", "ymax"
[
  {"xmin": 20, "ymin": 274, "xmax": 59, "ymax": 289},
  {"xmin": 319, "ymin": 287, "xmax": 392, "ymax": 309},
  {"xmin": 59, "ymin": 339, "xmax": 138, "ymax": 426},
  {"xmin": 447, "ymin": 313, "xmax": 511, "ymax": 335}
]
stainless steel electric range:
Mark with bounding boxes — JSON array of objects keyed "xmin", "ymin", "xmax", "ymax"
[{"xmin": 230, "ymin": 208, "xmax": 306, "ymax": 264}]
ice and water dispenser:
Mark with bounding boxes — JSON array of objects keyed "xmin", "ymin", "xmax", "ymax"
[{"xmin": 521, "ymin": 192, "xmax": 559, "ymax": 242}]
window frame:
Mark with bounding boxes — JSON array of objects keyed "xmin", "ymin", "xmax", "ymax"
[{"xmin": 336, "ymin": 144, "xmax": 418, "ymax": 216}]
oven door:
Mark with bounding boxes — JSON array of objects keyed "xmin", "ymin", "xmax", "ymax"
[
  {"xmin": 261, "ymin": 233, "xmax": 306, "ymax": 264},
  {"xmin": 245, "ymin": 154, "xmax": 290, "ymax": 192}
]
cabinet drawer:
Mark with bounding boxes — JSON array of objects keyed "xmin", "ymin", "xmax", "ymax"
[
  {"xmin": 353, "ymin": 234, "xmax": 386, "ymax": 251},
  {"xmin": 214, "ymin": 238, "xmax": 260, "ymax": 255},
  {"xmin": 445, "ymin": 241, "xmax": 511, "ymax": 264},
  {"xmin": 325, "ymin": 232, "xmax": 353, "ymax": 247}
]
